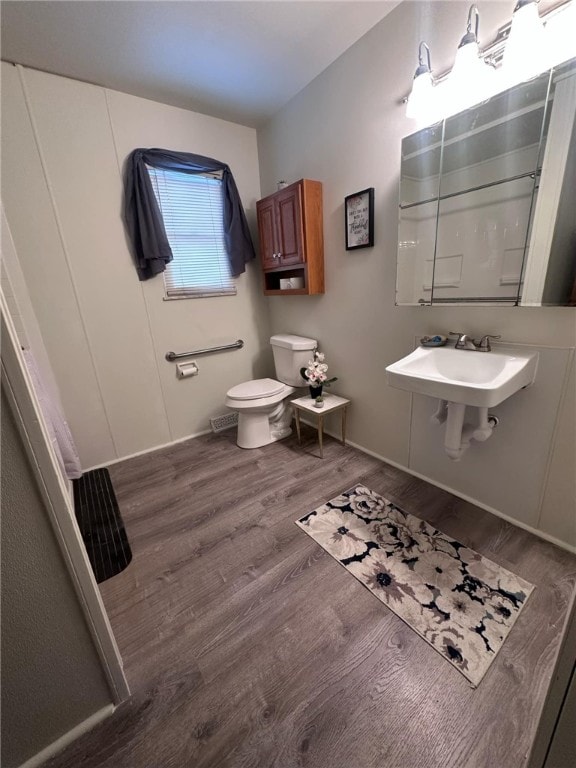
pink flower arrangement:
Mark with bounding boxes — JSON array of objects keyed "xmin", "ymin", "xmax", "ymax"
[{"xmin": 300, "ymin": 351, "xmax": 338, "ymax": 388}]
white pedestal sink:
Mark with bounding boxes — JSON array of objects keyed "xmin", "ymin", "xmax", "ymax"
[{"xmin": 386, "ymin": 344, "xmax": 538, "ymax": 460}]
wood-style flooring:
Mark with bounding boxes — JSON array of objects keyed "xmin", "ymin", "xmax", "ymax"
[{"xmin": 46, "ymin": 427, "xmax": 576, "ymax": 768}]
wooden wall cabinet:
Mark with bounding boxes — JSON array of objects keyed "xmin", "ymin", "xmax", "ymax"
[{"xmin": 256, "ymin": 179, "xmax": 324, "ymax": 295}]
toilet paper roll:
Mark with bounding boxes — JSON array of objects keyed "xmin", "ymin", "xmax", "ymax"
[
  {"xmin": 279, "ymin": 277, "xmax": 304, "ymax": 290},
  {"xmin": 176, "ymin": 362, "xmax": 199, "ymax": 378}
]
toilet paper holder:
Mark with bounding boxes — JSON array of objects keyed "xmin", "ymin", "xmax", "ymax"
[{"xmin": 176, "ymin": 361, "xmax": 199, "ymax": 379}]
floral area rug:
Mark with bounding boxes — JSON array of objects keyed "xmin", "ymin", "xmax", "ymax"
[{"xmin": 296, "ymin": 485, "xmax": 534, "ymax": 687}]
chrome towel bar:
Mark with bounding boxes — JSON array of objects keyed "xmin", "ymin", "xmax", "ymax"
[{"xmin": 165, "ymin": 339, "xmax": 244, "ymax": 362}]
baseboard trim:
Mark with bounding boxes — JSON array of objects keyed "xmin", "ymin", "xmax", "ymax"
[
  {"xmin": 84, "ymin": 429, "xmax": 212, "ymax": 472},
  {"xmin": 321, "ymin": 427, "xmax": 576, "ymax": 556},
  {"xmin": 17, "ymin": 704, "xmax": 115, "ymax": 768},
  {"xmin": 90, "ymin": 421, "xmax": 575, "ymax": 556}
]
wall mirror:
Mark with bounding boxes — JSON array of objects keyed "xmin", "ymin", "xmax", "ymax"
[{"xmin": 397, "ymin": 57, "xmax": 576, "ymax": 307}]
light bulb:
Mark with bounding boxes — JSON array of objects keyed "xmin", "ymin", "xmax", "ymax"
[
  {"xmin": 503, "ymin": 0, "xmax": 547, "ymax": 86},
  {"xmin": 443, "ymin": 5, "xmax": 497, "ymax": 117},
  {"xmin": 445, "ymin": 40, "xmax": 496, "ymax": 115},
  {"xmin": 406, "ymin": 42, "xmax": 438, "ymax": 122},
  {"xmin": 406, "ymin": 71, "xmax": 434, "ymax": 119},
  {"xmin": 544, "ymin": 1, "xmax": 576, "ymax": 69}
]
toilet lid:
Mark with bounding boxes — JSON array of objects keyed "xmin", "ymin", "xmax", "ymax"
[{"xmin": 227, "ymin": 378, "xmax": 286, "ymax": 400}]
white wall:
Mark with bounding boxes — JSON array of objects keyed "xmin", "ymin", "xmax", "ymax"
[
  {"xmin": 1, "ymin": 63, "xmax": 270, "ymax": 469},
  {"xmin": 257, "ymin": 0, "xmax": 575, "ymax": 548}
]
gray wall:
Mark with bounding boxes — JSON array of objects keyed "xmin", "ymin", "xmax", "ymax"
[{"xmin": 1, "ymin": 386, "xmax": 112, "ymax": 768}]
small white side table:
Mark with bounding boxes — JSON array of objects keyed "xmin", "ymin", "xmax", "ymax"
[{"xmin": 290, "ymin": 393, "xmax": 351, "ymax": 458}]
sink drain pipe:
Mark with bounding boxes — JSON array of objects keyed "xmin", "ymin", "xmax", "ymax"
[{"xmin": 431, "ymin": 400, "xmax": 499, "ymax": 461}]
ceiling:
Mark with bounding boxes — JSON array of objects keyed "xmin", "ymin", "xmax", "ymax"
[{"xmin": 1, "ymin": 1, "xmax": 400, "ymax": 127}]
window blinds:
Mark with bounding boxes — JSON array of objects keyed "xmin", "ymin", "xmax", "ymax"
[{"xmin": 146, "ymin": 166, "xmax": 236, "ymax": 298}]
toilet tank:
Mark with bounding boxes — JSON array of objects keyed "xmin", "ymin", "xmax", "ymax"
[{"xmin": 271, "ymin": 334, "xmax": 317, "ymax": 386}]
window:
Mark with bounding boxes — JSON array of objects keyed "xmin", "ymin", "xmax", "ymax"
[{"xmin": 146, "ymin": 166, "xmax": 236, "ymax": 298}]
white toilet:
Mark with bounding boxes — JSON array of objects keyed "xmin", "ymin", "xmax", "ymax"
[{"xmin": 225, "ymin": 334, "xmax": 317, "ymax": 449}]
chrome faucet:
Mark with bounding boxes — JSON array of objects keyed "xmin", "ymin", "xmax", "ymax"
[{"xmin": 449, "ymin": 332, "xmax": 501, "ymax": 352}]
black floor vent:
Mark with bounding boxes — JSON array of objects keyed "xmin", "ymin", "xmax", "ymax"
[{"xmin": 73, "ymin": 468, "xmax": 132, "ymax": 584}]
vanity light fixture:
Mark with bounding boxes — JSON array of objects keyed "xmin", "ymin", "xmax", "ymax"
[
  {"xmin": 503, "ymin": 0, "xmax": 547, "ymax": 84},
  {"xmin": 404, "ymin": 0, "xmax": 576, "ymax": 122},
  {"xmin": 406, "ymin": 42, "xmax": 435, "ymax": 120}
]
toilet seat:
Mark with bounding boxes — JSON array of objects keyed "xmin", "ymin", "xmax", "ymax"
[{"xmin": 226, "ymin": 378, "xmax": 286, "ymax": 401}]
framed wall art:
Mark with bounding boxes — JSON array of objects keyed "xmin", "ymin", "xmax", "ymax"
[{"xmin": 345, "ymin": 187, "xmax": 374, "ymax": 250}]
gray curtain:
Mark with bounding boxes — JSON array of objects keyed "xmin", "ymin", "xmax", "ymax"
[{"xmin": 123, "ymin": 148, "xmax": 256, "ymax": 280}]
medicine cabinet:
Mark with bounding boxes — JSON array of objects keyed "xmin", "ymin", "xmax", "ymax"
[{"xmin": 397, "ymin": 57, "xmax": 576, "ymax": 307}]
